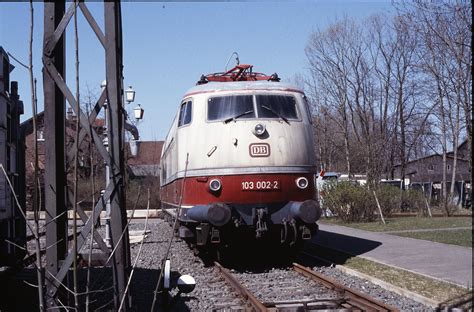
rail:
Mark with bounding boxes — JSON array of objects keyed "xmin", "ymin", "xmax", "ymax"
[
  {"xmin": 214, "ymin": 260, "xmax": 399, "ymax": 311},
  {"xmin": 213, "ymin": 261, "xmax": 268, "ymax": 311},
  {"xmin": 293, "ymin": 263, "xmax": 398, "ymax": 311}
]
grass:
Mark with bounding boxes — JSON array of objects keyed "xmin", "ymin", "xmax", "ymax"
[
  {"xmin": 320, "ymin": 216, "xmax": 472, "ymax": 247},
  {"xmin": 305, "ymin": 244, "xmax": 470, "ymax": 303},
  {"xmin": 320, "ymin": 216, "xmax": 472, "ymax": 232},
  {"xmin": 394, "ymin": 229, "xmax": 472, "ymax": 248},
  {"xmin": 343, "ymin": 256, "xmax": 469, "ymax": 302}
]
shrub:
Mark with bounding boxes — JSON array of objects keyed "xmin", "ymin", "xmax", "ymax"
[
  {"xmin": 401, "ymin": 189, "xmax": 426, "ymax": 215},
  {"xmin": 374, "ymin": 184, "xmax": 402, "ymax": 217},
  {"xmin": 374, "ymin": 185, "xmax": 427, "ymax": 216},
  {"xmin": 126, "ymin": 176, "xmax": 161, "ymax": 210},
  {"xmin": 322, "ymin": 182, "xmax": 377, "ymax": 223}
]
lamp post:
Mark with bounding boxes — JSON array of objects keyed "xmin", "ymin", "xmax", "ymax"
[
  {"xmin": 133, "ymin": 104, "xmax": 144, "ymax": 121},
  {"xmin": 125, "ymin": 86, "xmax": 135, "ymax": 104},
  {"xmin": 102, "ymin": 82, "xmax": 142, "ymax": 243},
  {"xmin": 129, "ymin": 104, "xmax": 144, "ymax": 157},
  {"xmin": 100, "ymin": 80, "xmax": 112, "ymax": 247}
]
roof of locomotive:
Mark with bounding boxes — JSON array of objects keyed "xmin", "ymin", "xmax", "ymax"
[{"xmin": 183, "ymin": 81, "xmax": 305, "ymax": 98}]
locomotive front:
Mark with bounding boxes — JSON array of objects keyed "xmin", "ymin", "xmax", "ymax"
[{"xmin": 160, "ymin": 65, "xmax": 321, "ymax": 248}]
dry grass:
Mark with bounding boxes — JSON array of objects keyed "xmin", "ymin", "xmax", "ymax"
[
  {"xmin": 394, "ymin": 229, "xmax": 472, "ymax": 247},
  {"xmin": 308, "ymin": 244, "xmax": 470, "ymax": 303},
  {"xmin": 321, "ymin": 216, "xmax": 472, "ymax": 232},
  {"xmin": 320, "ymin": 216, "xmax": 472, "ymax": 247},
  {"xmin": 344, "ymin": 256, "xmax": 469, "ymax": 302}
]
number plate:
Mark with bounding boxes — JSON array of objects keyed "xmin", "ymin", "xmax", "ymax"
[{"xmin": 241, "ymin": 179, "xmax": 281, "ymax": 191}]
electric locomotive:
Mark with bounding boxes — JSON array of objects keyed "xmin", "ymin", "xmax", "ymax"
[{"xmin": 160, "ymin": 64, "xmax": 321, "ymax": 248}]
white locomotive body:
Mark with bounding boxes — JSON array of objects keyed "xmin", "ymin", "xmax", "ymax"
[{"xmin": 160, "ymin": 65, "xmax": 321, "ymax": 247}]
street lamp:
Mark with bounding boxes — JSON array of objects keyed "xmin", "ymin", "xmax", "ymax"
[
  {"xmin": 125, "ymin": 86, "xmax": 135, "ymax": 104},
  {"xmin": 100, "ymin": 81, "xmax": 140, "ymax": 246},
  {"xmin": 130, "ymin": 102, "xmax": 143, "ymax": 158},
  {"xmin": 133, "ymin": 104, "xmax": 144, "ymax": 121},
  {"xmin": 100, "ymin": 80, "xmax": 112, "ymax": 248}
]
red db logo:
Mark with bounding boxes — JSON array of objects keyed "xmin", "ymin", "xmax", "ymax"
[{"xmin": 249, "ymin": 143, "xmax": 271, "ymax": 157}]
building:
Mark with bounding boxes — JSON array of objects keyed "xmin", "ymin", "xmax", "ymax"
[
  {"xmin": 0, "ymin": 46, "xmax": 26, "ymax": 266},
  {"xmin": 20, "ymin": 109, "xmax": 106, "ymax": 210},
  {"xmin": 392, "ymin": 141, "xmax": 471, "ymax": 207},
  {"xmin": 127, "ymin": 141, "xmax": 164, "ymax": 179},
  {"xmin": 21, "ymin": 107, "xmax": 165, "ymax": 211}
]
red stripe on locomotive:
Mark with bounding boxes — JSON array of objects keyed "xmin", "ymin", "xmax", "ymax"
[{"xmin": 161, "ymin": 173, "xmax": 315, "ymax": 206}]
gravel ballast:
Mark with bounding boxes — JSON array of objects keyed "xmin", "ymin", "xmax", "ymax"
[
  {"xmin": 128, "ymin": 219, "xmax": 432, "ymax": 311},
  {"xmin": 21, "ymin": 218, "xmax": 433, "ymax": 311}
]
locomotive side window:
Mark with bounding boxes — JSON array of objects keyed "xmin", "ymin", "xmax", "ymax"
[
  {"xmin": 178, "ymin": 100, "xmax": 192, "ymax": 127},
  {"xmin": 207, "ymin": 95, "xmax": 255, "ymax": 121},
  {"xmin": 256, "ymin": 95, "xmax": 298, "ymax": 120}
]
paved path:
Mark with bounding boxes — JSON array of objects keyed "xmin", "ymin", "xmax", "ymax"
[{"xmin": 312, "ymin": 223, "xmax": 473, "ymax": 288}]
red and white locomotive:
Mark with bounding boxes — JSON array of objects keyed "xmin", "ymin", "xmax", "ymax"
[{"xmin": 160, "ymin": 64, "xmax": 321, "ymax": 248}]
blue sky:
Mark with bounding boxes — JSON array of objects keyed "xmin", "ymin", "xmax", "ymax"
[{"xmin": 0, "ymin": 1, "xmax": 393, "ymax": 141}]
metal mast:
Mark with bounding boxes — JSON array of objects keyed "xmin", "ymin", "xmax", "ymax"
[{"xmin": 43, "ymin": 1, "xmax": 130, "ymax": 309}]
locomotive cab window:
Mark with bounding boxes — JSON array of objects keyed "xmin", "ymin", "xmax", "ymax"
[
  {"xmin": 256, "ymin": 95, "xmax": 298, "ymax": 120},
  {"xmin": 207, "ymin": 95, "xmax": 255, "ymax": 122},
  {"xmin": 178, "ymin": 100, "xmax": 192, "ymax": 127}
]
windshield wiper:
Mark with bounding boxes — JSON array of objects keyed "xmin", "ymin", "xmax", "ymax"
[
  {"xmin": 224, "ymin": 110, "xmax": 254, "ymax": 124},
  {"xmin": 261, "ymin": 105, "xmax": 290, "ymax": 124}
]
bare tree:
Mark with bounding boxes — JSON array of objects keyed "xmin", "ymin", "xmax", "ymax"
[
  {"xmin": 307, "ymin": 17, "xmax": 392, "ymax": 185},
  {"xmin": 399, "ymin": 0, "xmax": 472, "ymax": 212},
  {"xmin": 26, "ymin": 1, "xmax": 45, "ymax": 310},
  {"xmin": 368, "ymin": 14, "xmax": 397, "ymax": 179},
  {"xmin": 305, "ymin": 18, "xmax": 357, "ymax": 176},
  {"xmin": 305, "ymin": 3, "xmax": 471, "ymax": 213},
  {"xmin": 369, "ymin": 13, "xmax": 431, "ymax": 185}
]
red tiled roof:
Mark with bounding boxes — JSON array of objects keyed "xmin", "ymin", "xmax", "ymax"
[
  {"xmin": 93, "ymin": 118, "xmax": 105, "ymax": 128},
  {"xmin": 127, "ymin": 141, "xmax": 164, "ymax": 166}
]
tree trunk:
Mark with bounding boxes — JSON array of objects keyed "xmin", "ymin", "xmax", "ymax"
[{"xmin": 398, "ymin": 83, "xmax": 407, "ymax": 189}]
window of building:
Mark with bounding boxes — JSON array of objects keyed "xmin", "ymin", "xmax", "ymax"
[
  {"xmin": 428, "ymin": 164, "xmax": 434, "ymax": 171},
  {"xmin": 178, "ymin": 100, "xmax": 192, "ymax": 127},
  {"xmin": 447, "ymin": 164, "xmax": 451, "ymax": 171}
]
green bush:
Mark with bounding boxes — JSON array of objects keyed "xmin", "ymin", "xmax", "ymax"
[
  {"xmin": 374, "ymin": 185, "xmax": 427, "ymax": 215},
  {"xmin": 401, "ymin": 189, "xmax": 426, "ymax": 214},
  {"xmin": 322, "ymin": 182, "xmax": 431, "ymax": 222},
  {"xmin": 374, "ymin": 185, "xmax": 402, "ymax": 217},
  {"xmin": 322, "ymin": 182, "xmax": 377, "ymax": 223}
]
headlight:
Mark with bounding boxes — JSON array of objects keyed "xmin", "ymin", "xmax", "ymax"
[
  {"xmin": 209, "ymin": 178, "xmax": 222, "ymax": 192},
  {"xmin": 253, "ymin": 123, "xmax": 266, "ymax": 136},
  {"xmin": 296, "ymin": 177, "xmax": 309, "ymax": 189}
]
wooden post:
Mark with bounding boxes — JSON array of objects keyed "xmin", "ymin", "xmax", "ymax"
[
  {"xmin": 422, "ymin": 184, "xmax": 433, "ymax": 217},
  {"xmin": 373, "ymin": 190, "xmax": 386, "ymax": 225}
]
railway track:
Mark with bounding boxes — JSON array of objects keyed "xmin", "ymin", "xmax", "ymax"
[
  {"xmin": 155, "ymin": 209, "xmax": 426, "ymax": 310},
  {"xmin": 17, "ymin": 212, "xmax": 431, "ymax": 310},
  {"xmin": 214, "ymin": 261, "xmax": 398, "ymax": 311}
]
